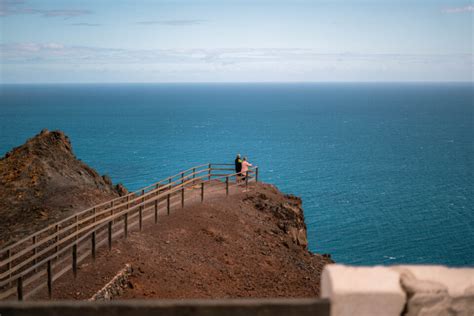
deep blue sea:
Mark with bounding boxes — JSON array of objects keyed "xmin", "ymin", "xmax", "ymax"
[{"xmin": 1, "ymin": 83, "xmax": 473, "ymax": 266}]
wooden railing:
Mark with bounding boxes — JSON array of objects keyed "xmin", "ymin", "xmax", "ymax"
[
  {"xmin": 0, "ymin": 298, "xmax": 330, "ymax": 315},
  {"xmin": 0, "ymin": 163, "xmax": 259, "ymax": 300}
]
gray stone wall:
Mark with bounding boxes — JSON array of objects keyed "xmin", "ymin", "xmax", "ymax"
[
  {"xmin": 89, "ymin": 263, "xmax": 133, "ymax": 301},
  {"xmin": 321, "ymin": 264, "xmax": 474, "ymax": 316}
]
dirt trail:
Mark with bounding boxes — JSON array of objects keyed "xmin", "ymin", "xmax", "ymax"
[{"xmin": 32, "ymin": 182, "xmax": 333, "ymax": 300}]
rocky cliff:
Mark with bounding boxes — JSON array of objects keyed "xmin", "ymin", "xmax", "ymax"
[
  {"xmin": 37, "ymin": 182, "xmax": 334, "ymax": 299},
  {"xmin": 1, "ymin": 130, "xmax": 333, "ymax": 299},
  {"xmin": 0, "ymin": 129, "xmax": 127, "ymax": 246},
  {"xmin": 243, "ymin": 189, "xmax": 310, "ymax": 249}
]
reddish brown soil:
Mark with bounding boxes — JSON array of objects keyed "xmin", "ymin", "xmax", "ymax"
[
  {"xmin": 35, "ymin": 182, "xmax": 333, "ymax": 300},
  {"xmin": 0, "ymin": 129, "xmax": 127, "ymax": 246}
]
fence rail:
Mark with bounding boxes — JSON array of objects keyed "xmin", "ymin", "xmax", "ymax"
[
  {"xmin": 0, "ymin": 163, "xmax": 258, "ymax": 300},
  {"xmin": 0, "ymin": 298, "xmax": 330, "ymax": 316}
]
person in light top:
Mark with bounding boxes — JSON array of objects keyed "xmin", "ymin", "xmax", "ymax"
[{"xmin": 241, "ymin": 157, "xmax": 252, "ymax": 180}]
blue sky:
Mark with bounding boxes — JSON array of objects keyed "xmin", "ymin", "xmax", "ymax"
[{"xmin": 0, "ymin": 0, "xmax": 472, "ymax": 83}]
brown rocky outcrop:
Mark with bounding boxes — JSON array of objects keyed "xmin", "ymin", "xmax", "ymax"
[
  {"xmin": 243, "ymin": 187, "xmax": 310, "ymax": 249},
  {"xmin": 0, "ymin": 129, "xmax": 127, "ymax": 246},
  {"xmin": 2, "ymin": 130, "xmax": 333, "ymax": 299}
]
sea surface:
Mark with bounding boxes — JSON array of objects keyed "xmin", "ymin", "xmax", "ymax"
[{"xmin": 0, "ymin": 83, "xmax": 473, "ymax": 266}]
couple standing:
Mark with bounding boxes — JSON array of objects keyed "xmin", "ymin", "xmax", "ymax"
[{"xmin": 234, "ymin": 154, "xmax": 252, "ymax": 181}]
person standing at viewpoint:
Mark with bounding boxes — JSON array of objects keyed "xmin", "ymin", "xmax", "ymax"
[
  {"xmin": 241, "ymin": 157, "xmax": 252, "ymax": 180},
  {"xmin": 235, "ymin": 154, "xmax": 242, "ymax": 181}
]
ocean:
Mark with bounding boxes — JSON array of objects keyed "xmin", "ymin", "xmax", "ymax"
[{"xmin": 0, "ymin": 83, "xmax": 472, "ymax": 266}]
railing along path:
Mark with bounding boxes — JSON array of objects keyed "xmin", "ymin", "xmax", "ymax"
[{"xmin": 0, "ymin": 163, "xmax": 259, "ymax": 300}]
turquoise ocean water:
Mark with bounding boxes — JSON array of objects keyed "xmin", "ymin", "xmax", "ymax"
[{"xmin": 0, "ymin": 83, "xmax": 472, "ymax": 266}]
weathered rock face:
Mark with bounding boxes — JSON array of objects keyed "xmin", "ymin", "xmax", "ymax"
[
  {"xmin": 321, "ymin": 264, "xmax": 474, "ymax": 316},
  {"xmin": 396, "ymin": 266, "xmax": 474, "ymax": 316},
  {"xmin": 0, "ymin": 129, "xmax": 128, "ymax": 246},
  {"xmin": 243, "ymin": 187, "xmax": 310, "ymax": 249}
]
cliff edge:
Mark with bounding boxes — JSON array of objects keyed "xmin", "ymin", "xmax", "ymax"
[
  {"xmin": 35, "ymin": 182, "xmax": 334, "ymax": 299},
  {"xmin": 0, "ymin": 129, "xmax": 127, "ymax": 246},
  {"xmin": 1, "ymin": 130, "xmax": 332, "ymax": 299}
]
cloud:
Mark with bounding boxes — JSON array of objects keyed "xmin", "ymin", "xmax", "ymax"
[
  {"xmin": 1, "ymin": 43, "xmax": 472, "ymax": 70},
  {"xmin": 2, "ymin": 43, "xmax": 472, "ymax": 83},
  {"xmin": 69, "ymin": 22, "xmax": 101, "ymax": 27},
  {"xmin": 442, "ymin": 5, "xmax": 474, "ymax": 14},
  {"xmin": 41, "ymin": 43, "xmax": 64, "ymax": 50},
  {"xmin": 0, "ymin": 0, "xmax": 91, "ymax": 18},
  {"xmin": 136, "ymin": 19, "xmax": 205, "ymax": 26},
  {"xmin": 39, "ymin": 9, "xmax": 91, "ymax": 18}
]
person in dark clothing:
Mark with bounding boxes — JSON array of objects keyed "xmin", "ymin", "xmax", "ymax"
[{"xmin": 235, "ymin": 154, "xmax": 242, "ymax": 182}]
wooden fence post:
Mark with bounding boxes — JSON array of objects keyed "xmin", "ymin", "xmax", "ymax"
[
  {"xmin": 17, "ymin": 276, "xmax": 23, "ymax": 301},
  {"xmin": 139, "ymin": 189, "xmax": 144, "ymax": 230},
  {"xmin": 255, "ymin": 167, "xmax": 259, "ymax": 182},
  {"xmin": 72, "ymin": 244, "xmax": 77, "ymax": 278},
  {"xmin": 201, "ymin": 182, "xmax": 204, "ymax": 202},
  {"xmin": 32, "ymin": 236, "xmax": 37, "ymax": 270},
  {"xmin": 181, "ymin": 172, "xmax": 185, "ymax": 208},
  {"xmin": 75, "ymin": 215, "xmax": 79, "ymax": 241},
  {"xmin": 226, "ymin": 176, "xmax": 229, "ymax": 196},
  {"xmin": 127, "ymin": 195, "xmax": 130, "ymax": 209},
  {"xmin": 93, "ymin": 207, "xmax": 97, "ymax": 223},
  {"xmin": 208, "ymin": 164, "xmax": 211, "ymax": 180},
  {"xmin": 155, "ymin": 184, "xmax": 160, "ymax": 199},
  {"xmin": 124, "ymin": 214, "xmax": 128, "ymax": 238},
  {"xmin": 32, "ymin": 235, "xmax": 36, "ymax": 245},
  {"xmin": 167, "ymin": 193, "xmax": 170, "ymax": 215},
  {"xmin": 108, "ymin": 221, "xmax": 113, "ymax": 250},
  {"xmin": 47, "ymin": 260, "xmax": 52, "ymax": 299},
  {"xmin": 7, "ymin": 249, "xmax": 11, "ymax": 287},
  {"xmin": 55, "ymin": 224, "xmax": 59, "ymax": 260},
  {"xmin": 91, "ymin": 231, "xmax": 96, "ymax": 260},
  {"xmin": 154, "ymin": 199, "xmax": 158, "ymax": 224},
  {"xmin": 139, "ymin": 206, "xmax": 143, "ymax": 231},
  {"xmin": 246, "ymin": 171, "xmax": 249, "ymax": 189}
]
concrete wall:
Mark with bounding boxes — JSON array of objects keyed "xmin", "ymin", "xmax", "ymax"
[{"xmin": 321, "ymin": 264, "xmax": 474, "ymax": 316}]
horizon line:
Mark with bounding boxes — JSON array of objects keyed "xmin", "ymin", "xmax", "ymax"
[{"xmin": 1, "ymin": 81, "xmax": 473, "ymax": 85}]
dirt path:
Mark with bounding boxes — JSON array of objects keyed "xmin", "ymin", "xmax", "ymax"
[{"xmin": 32, "ymin": 182, "xmax": 332, "ymax": 300}]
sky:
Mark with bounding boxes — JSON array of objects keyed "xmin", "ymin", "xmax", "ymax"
[{"xmin": 0, "ymin": 0, "xmax": 472, "ymax": 83}]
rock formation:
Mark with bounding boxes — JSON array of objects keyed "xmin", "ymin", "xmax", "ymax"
[
  {"xmin": 1, "ymin": 130, "xmax": 333, "ymax": 299},
  {"xmin": 0, "ymin": 129, "xmax": 127, "ymax": 246},
  {"xmin": 244, "ymin": 189, "xmax": 310, "ymax": 249}
]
